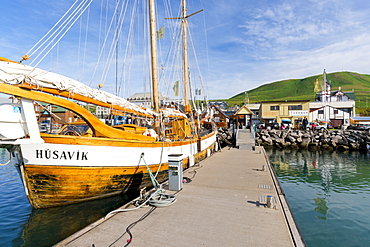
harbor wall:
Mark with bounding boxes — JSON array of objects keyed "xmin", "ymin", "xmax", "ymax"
[{"xmin": 255, "ymin": 129, "xmax": 370, "ymax": 151}]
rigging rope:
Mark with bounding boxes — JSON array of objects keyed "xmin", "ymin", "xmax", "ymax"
[
  {"xmin": 99, "ymin": 0, "xmax": 129, "ymax": 86},
  {"xmin": 29, "ymin": 0, "xmax": 94, "ymax": 67},
  {"xmin": 88, "ymin": 0, "xmax": 123, "ymax": 86},
  {"xmin": 26, "ymin": 0, "xmax": 81, "ymax": 57}
]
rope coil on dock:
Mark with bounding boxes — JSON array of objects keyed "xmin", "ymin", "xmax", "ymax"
[
  {"xmin": 105, "ymin": 189, "xmax": 176, "ymax": 218},
  {"xmin": 148, "ymin": 192, "xmax": 177, "ymax": 208}
]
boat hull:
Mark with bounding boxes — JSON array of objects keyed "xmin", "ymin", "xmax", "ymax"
[{"xmin": 17, "ymin": 133, "xmax": 216, "ymax": 208}]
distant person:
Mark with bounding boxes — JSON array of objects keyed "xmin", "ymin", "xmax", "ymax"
[
  {"xmin": 312, "ymin": 122, "xmax": 316, "ymax": 131},
  {"xmin": 303, "ymin": 117, "xmax": 308, "ymax": 130}
]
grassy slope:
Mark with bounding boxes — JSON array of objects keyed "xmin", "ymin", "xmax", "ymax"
[{"xmin": 221, "ymin": 72, "xmax": 370, "ymax": 112}]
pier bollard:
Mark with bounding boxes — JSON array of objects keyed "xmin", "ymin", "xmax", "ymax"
[{"xmin": 266, "ymin": 195, "xmax": 274, "ymax": 208}]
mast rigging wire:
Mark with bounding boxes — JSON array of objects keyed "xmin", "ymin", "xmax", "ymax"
[{"xmin": 28, "ymin": 0, "xmax": 93, "ymax": 67}]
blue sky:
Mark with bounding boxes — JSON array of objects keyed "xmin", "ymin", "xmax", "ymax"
[{"xmin": 2, "ymin": 0, "xmax": 370, "ymax": 99}]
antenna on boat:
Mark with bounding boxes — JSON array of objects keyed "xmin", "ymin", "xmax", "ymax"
[{"xmin": 165, "ymin": 0, "xmax": 203, "ymax": 113}]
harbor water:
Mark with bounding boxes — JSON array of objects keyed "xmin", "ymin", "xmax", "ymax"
[
  {"xmin": 0, "ymin": 148, "xmax": 133, "ymax": 247},
  {"xmin": 1, "ymin": 147, "xmax": 370, "ymax": 246},
  {"xmin": 266, "ymin": 149, "xmax": 370, "ymax": 247}
]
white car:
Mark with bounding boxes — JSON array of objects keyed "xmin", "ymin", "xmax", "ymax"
[{"xmin": 306, "ymin": 122, "xmax": 327, "ymax": 131}]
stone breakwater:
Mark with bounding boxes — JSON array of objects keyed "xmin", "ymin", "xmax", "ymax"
[{"xmin": 255, "ymin": 129, "xmax": 370, "ymax": 151}]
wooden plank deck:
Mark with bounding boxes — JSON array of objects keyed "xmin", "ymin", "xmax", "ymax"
[{"xmin": 55, "ymin": 130, "xmax": 305, "ymax": 247}]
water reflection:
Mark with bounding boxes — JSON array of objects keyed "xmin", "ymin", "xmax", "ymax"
[
  {"xmin": 0, "ymin": 148, "xmax": 137, "ymax": 247},
  {"xmin": 268, "ymin": 149, "xmax": 370, "ymax": 192},
  {"xmin": 266, "ymin": 149, "xmax": 370, "ymax": 246},
  {"xmin": 14, "ymin": 194, "xmax": 133, "ymax": 247},
  {"xmin": 313, "ymin": 197, "xmax": 329, "ymax": 220}
]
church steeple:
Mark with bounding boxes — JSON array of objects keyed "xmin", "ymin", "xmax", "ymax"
[{"xmin": 323, "ymin": 69, "xmax": 331, "ymax": 92}]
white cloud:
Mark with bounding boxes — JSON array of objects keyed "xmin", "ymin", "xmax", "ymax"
[
  {"xmin": 199, "ymin": 0, "xmax": 370, "ymax": 98},
  {"xmin": 3, "ymin": 0, "xmax": 370, "ymax": 100}
]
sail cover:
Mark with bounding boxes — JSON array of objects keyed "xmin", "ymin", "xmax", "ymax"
[{"xmin": 0, "ymin": 61, "xmax": 185, "ymax": 118}]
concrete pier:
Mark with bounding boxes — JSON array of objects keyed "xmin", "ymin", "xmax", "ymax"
[{"xmin": 56, "ymin": 129, "xmax": 305, "ymax": 247}]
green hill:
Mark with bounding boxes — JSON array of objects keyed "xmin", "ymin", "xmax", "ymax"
[{"xmin": 222, "ymin": 72, "xmax": 370, "ymax": 112}]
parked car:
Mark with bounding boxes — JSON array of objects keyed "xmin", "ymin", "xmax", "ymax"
[
  {"xmin": 265, "ymin": 122, "xmax": 279, "ymax": 130},
  {"xmin": 256, "ymin": 122, "xmax": 279, "ymax": 130},
  {"xmin": 281, "ymin": 119, "xmax": 292, "ymax": 129},
  {"xmin": 257, "ymin": 122, "xmax": 265, "ymax": 130},
  {"xmin": 58, "ymin": 121, "xmax": 92, "ymax": 136},
  {"xmin": 39, "ymin": 119, "xmax": 51, "ymax": 133},
  {"xmin": 346, "ymin": 124, "xmax": 370, "ymax": 131},
  {"xmin": 306, "ymin": 122, "xmax": 327, "ymax": 131}
]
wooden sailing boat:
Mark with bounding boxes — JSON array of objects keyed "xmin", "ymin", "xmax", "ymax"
[{"xmin": 0, "ymin": 0, "xmax": 216, "ymax": 208}]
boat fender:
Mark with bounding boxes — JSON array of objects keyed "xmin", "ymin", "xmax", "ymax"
[{"xmin": 143, "ymin": 129, "xmax": 158, "ymax": 138}]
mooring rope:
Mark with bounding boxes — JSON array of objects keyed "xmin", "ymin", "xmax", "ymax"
[
  {"xmin": 0, "ymin": 150, "xmax": 12, "ymax": 166},
  {"xmin": 104, "ymin": 152, "xmax": 176, "ymax": 218}
]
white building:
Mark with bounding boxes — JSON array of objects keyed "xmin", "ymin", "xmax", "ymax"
[
  {"xmin": 96, "ymin": 106, "xmax": 110, "ymax": 118},
  {"xmin": 309, "ymin": 70, "xmax": 356, "ymax": 128},
  {"xmin": 245, "ymin": 103, "xmax": 261, "ymax": 125},
  {"xmin": 127, "ymin": 92, "xmax": 184, "ymax": 108},
  {"xmin": 310, "ymin": 105, "xmax": 351, "ymax": 127}
]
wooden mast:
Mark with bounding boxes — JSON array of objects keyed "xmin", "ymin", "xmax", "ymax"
[
  {"xmin": 166, "ymin": 1, "xmax": 203, "ymax": 114},
  {"xmin": 166, "ymin": 1, "xmax": 203, "ymax": 113},
  {"xmin": 182, "ymin": 0, "xmax": 190, "ymax": 113},
  {"xmin": 149, "ymin": 0, "xmax": 160, "ymax": 132}
]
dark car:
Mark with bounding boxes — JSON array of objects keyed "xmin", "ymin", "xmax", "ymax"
[
  {"xmin": 265, "ymin": 122, "xmax": 279, "ymax": 130},
  {"xmin": 58, "ymin": 122, "xmax": 92, "ymax": 136},
  {"xmin": 346, "ymin": 124, "xmax": 370, "ymax": 131},
  {"xmin": 257, "ymin": 122, "xmax": 279, "ymax": 130}
]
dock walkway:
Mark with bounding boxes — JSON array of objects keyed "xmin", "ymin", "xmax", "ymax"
[{"xmin": 56, "ymin": 129, "xmax": 304, "ymax": 247}]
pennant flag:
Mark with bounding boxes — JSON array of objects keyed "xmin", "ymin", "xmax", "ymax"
[
  {"xmin": 157, "ymin": 26, "xmax": 164, "ymax": 40},
  {"xmin": 314, "ymin": 77, "xmax": 325, "ymax": 92},
  {"xmin": 173, "ymin": 81, "xmax": 179, "ymax": 96}
]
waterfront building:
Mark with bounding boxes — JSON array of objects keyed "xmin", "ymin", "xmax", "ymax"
[
  {"xmin": 127, "ymin": 92, "xmax": 183, "ymax": 107},
  {"xmin": 36, "ymin": 103, "xmax": 79, "ymax": 125},
  {"xmin": 310, "ymin": 105, "xmax": 351, "ymax": 127},
  {"xmin": 244, "ymin": 103, "xmax": 260, "ymax": 126},
  {"xmin": 259, "ymin": 100, "xmax": 310, "ymax": 128},
  {"xmin": 234, "ymin": 105, "xmax": 254, "ymax": 128},
  {"xmin": 310, "ymin": 69, "xmax": 356, "ymax": 128},
  {"xmin": 206, "ymin": 104, "xmax": 229, "ymax": 128},
  {"xmin": 95, "ymin": 106, "xmax": 110, "ymax": 119}
]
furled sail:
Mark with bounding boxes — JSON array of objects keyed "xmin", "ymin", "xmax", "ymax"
[{"xmin": 0, "ymin": 61, "xmax": 185, "ymax": 118}]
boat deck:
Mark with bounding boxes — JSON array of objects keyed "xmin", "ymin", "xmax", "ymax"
[{"xmin": 55, "ymin": 129, "xmax": 305, "ymax": 247}]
